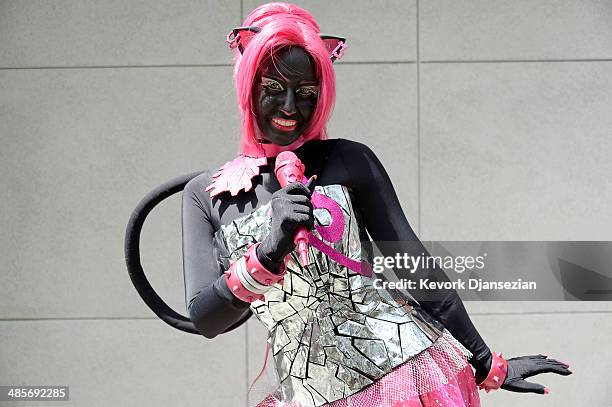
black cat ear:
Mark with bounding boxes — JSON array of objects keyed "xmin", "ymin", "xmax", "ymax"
[{"xmin": 319, "ymin": 34, "xmax": 347, "ymax": 62}]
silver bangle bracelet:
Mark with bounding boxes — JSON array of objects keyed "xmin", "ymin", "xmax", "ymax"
[{"xmin": 235, "ymin": 263, "xmax": 271, "ymax": 295}]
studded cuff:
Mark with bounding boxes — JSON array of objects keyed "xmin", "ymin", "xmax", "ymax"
[
  {"xmin": 246, "ymin": 242, "xmax": 286, "ymax": 285},
  {"xmin": 477, "ymin": 352, "xmax": 508, "ymax": 393},
  {"xmin": 224, "ymin": 243, "xmax": 286, "ymax": 303}
]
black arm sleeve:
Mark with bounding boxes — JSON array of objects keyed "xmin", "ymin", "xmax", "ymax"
[
  {"xmin": 336, "ymin": 139, "xmax": 492, "ymax": 377},
  {"xmin": 181, "ymin": 174, "xmax": 252, "ymax": 339}
]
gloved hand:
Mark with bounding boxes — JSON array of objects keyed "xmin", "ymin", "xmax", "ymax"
[
  {"xmin": 501, "ymin": 354, "xmax": 571, "ymax": 394},
  {"xmin": 257, "ymin": 176, "xmax": 316, "ymax": 271},
  {"xmin": 477, "ymin": 353, "xmax": 572, "ymax": 394}
]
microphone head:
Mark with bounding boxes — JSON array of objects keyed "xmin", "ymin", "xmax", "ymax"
[
  {"xmin": 274, "ymin": 151, "xmax": 305, "ymax": 186},
  {"xmin": 275, "ymin": 151, "xmax": 298, "ymax": 169}
]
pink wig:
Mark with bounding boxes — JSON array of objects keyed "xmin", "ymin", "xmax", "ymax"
[{"xmin": 233, "ymin": 3, "xmax": 336, "ymax": 157}]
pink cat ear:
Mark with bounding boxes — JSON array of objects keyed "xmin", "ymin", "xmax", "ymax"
[
  {"xmin": 319, "ymin": 34, "xmax": 347, "ymax": 62},
  {"xmin": 205, "ymin": 155, "xmax": 268, "ymax": 197}
]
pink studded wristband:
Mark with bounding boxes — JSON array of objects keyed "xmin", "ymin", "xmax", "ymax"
[
  {"xmin": 245, "ymin": 242, "xmax": 286, "ymax": 284},
  {"xmin": 225, "ymin": 243, "xmax": 287, "ymax": 303},
  {"xmin": 477, "ymin": 352, "xmax": 509, "ymax": 393}
]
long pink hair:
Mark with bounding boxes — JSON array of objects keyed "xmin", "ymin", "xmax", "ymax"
[{"xmin": 233, "ymin": 3, "xmax": 336, "ymax": 157}]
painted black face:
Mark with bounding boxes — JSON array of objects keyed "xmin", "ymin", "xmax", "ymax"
[{"xmin": 253, "ymin": 46, "xmax": 319, "ymax": 146}]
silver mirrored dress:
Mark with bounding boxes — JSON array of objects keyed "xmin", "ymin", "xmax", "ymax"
[{"xmin": 214, "ymin": 184, "xmax": 448, "ymax": 407}]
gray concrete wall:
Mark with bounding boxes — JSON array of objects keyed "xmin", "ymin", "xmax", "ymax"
[{"xmin": 1, "ymin": 1, "xmax": 611, "ymax": 406}]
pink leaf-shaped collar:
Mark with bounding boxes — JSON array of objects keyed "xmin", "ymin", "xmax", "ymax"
[
  {"xmin": 205, "ymin": 155, "xmax": 268, "ymax": 197},
  {"xmin": 206, "ymin": 135, "xmax": 315, "ymax": 197}
]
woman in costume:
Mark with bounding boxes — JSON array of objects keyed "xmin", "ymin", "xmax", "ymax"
[{"xmin": 182, "ymin": 3, "xmax": 571, "ymax": 406}]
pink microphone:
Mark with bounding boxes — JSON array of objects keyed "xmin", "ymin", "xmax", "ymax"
[{"xmin": 274, "ymin": 151, "xmax": 310, "ymax": 267}]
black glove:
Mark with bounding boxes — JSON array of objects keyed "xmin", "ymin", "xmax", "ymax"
[
  {"xmin": 257, "ymin": 176, "xmax": 316, "ymax": 271},
  {"xmin": 500, "ymin": 354, "xmax": 571, "ymax": 394}
]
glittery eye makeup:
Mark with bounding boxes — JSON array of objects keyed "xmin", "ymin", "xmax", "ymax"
[
  {"xmin": 260, "ymin": 76, "xmax": 318, "ymax": 98},
  {"xmin": 261, "ymin": 77, "xmax": 284, "ymax": 92},
  {"xmin": 296, "ymin": 85, "xmax": 319, "ymax": 97}
]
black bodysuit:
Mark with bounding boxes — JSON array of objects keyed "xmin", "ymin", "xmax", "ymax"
[{"xmin": 181, "ymin": 138, "xmax": 492, "ymax": 377}]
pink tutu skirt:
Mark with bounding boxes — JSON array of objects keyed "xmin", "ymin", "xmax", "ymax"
[{"xmin": 254, "ymin": 330, "xmax": 480, "ymax": 407}]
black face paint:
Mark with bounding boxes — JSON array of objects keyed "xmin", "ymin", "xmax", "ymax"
[{"xmin": 253, "ymin": 46, "xmax": 319, "ymax": 146}]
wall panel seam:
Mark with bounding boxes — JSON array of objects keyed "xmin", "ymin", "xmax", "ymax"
[
  {"xmin": 0, "ymin": 64, "xmax": 233, "ymax": 70},
  {"xmin": 416, "ymin": 0, "xmax": 421, "ymax": 236},
  {"xmin": 0, "ymin": 61, "xmax": 419, "ymax": 71},
  {"xmin": 3, "ymin": 310, "xmax": 612, "ymax": 321},
  {"xmin": 422, "ymin": 58, "xmax": 612, "ymax": 64}
]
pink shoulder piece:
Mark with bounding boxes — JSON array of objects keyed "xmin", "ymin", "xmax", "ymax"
[{"xmin": 205, "ymin": 155, "xmax": 268, "ymax": 197}]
